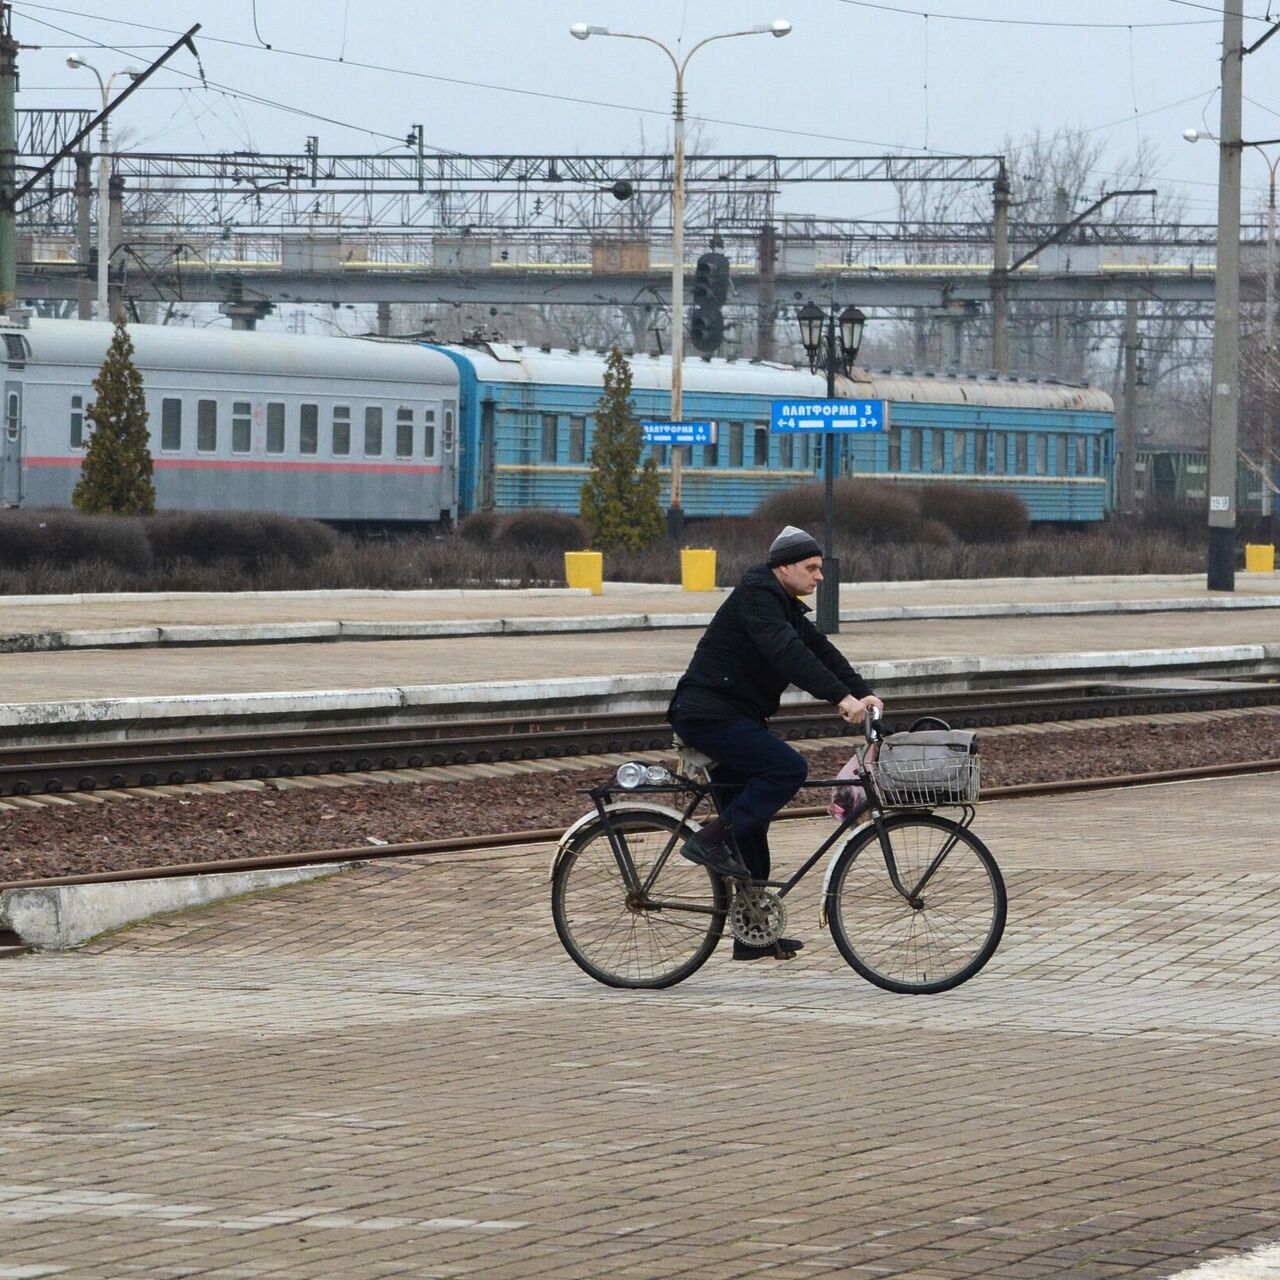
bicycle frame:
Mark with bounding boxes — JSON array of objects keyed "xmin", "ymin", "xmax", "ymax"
[{"xmin": 583, "ymin": 753, "xmax": 976, "ymax": 919}]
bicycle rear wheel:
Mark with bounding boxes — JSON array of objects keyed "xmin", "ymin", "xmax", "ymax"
[
  {"xmin": 826, "ymin": 813, "xmax": 1006, "ymax": 994},
  {"xmin": 552, "ymin": 810, "xmax": 728, "ymax": 989}
]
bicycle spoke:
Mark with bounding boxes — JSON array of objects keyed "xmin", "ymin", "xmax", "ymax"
[
  {"xmin": 553, "ymin": 813, "xmax": 726, "ymax": 988},
  {"xmin": 828, "ymin": 815, "xmax": 1006, "ymax": 994}
]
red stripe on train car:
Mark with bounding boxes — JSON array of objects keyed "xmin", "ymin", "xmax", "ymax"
[{"xmin": 25, "ymin": 456, "xmax": 444, "ymax": 475}]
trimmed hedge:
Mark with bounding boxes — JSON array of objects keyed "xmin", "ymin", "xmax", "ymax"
[
  {"xmin": 146, "ymin": 511, "xmax": 338, "ymax": 567},
  {"xmin": 914, "ymin": 483, "xmax": 1029, "ymax": 543},
  {"xmin": 0, "ymin": 509, "xmax": 152, "ymax": 571}
]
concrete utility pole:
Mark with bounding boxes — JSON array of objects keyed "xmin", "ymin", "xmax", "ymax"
[
  {"xmin": 990, "ymin": 164, "xmax": 1010, "ymax": 372},
  {"xmin": 1206, "ymin": 0, "xmax": 1244, "ymax": 590},
  {"xmin": 1118, "ymin": 299, "xmax": 1140, "ymax": 514},
  {"xmin": 0, "ymin": 1, "xmax": 17, "ymax": 315}
]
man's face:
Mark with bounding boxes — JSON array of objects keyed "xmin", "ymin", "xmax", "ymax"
[{"xmin": 774, "ymin": 555, "xmax": 824, "ymax": 597}]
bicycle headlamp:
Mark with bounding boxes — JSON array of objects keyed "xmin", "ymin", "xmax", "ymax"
[{"xmin": 615, "ymin": 762, "xmax": 672, "ymax": 789}]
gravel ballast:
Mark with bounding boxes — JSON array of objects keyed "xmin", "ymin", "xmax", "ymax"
[{"xmin": 1, "ymin": 714, "xmax": 1278, "ymax": 885}]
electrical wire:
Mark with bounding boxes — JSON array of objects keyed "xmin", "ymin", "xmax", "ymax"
[{"xmin": 835, "ymin": 0, "xmax": 1222, "ymax": 28}]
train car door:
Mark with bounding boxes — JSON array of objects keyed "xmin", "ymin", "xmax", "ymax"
[
  {"xmin": 479, "ymin": 399, "xmax": 496, "ymax": 510},
  {"xmin": 442, "ymin": 398, "xmax": 458, "ymax": 519},
  {"xmin": 1, "ymin": 380, "xmax": 23, "ymax": 507}
]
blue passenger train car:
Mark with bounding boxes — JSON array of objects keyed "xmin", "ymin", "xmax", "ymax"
[{"xmin": 430, "ymin": 342, "xmax": 1116, "ymax": 524}]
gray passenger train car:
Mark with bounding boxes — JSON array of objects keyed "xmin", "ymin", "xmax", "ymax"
[{"xmin": 0, "ymin": 318, "xmax": 461, "ymax": 525}]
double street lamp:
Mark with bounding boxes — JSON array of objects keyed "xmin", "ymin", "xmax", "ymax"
[
  {"xmin": 796, "ymin": 299, "xmax": 866, "ymax": 635},
  {"xmin": 67, "ymin": 54, "xmax": 140, "ymax": 321},
  {"xmin": 571, "ymin": 18, "xmax": 792, "ymax": 537}
]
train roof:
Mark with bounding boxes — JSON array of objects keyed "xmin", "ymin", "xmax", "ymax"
[
  {"xmin": 437, "ymin": 341, "xmax": 1114, "ymax": 413},
  {"xmin": 3, "ymin": 318, "xmax": 459, "ymax": 385}
]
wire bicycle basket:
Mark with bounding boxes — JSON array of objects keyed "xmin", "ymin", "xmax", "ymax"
[{"xmin": 866, "ymin": 735, "xmax": 980, "ymax": 808}]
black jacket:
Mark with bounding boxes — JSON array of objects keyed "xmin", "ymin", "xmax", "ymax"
[{"xmin": 667, "ymin": 563, "xmax": 874, "ymax": 724}]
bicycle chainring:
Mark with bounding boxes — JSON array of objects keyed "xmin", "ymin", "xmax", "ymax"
[{"xmin": 730, "ymin": 888, "xmax": 787, "ymax": 947}]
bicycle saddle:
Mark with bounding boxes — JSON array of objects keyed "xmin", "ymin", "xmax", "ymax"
[{"xmin": 671, "ymin": 734, "xmax": 716, "ymax": 779}]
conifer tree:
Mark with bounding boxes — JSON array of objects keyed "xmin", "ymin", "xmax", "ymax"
[
  {"xmin": 580, "ymin": 348, "xmax": 664, "ymax": 551},
  {"xmin": 72, "ymin": 317, "xmax": 156, "ymax": 516}
]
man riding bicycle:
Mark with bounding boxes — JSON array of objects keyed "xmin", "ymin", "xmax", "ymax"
[{"xmin": 667, "ymin": 525, "xmax": 883, "ymax": 960}]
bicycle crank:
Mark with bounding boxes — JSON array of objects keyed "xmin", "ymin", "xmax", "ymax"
[{"xmin": 730, "ymin": 887, "xmax": 786, "ymax": 947}]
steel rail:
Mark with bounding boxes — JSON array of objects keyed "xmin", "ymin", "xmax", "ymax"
[
  {"xmin": 2, "ymin": 681, "xmax": 1277, "ymax": 799},
  {"xmin": 2, "ymin": 757, "xmax": 1277, "ymax": 894}
]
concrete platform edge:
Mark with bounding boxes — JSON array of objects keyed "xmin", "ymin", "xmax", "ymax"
[{"xmin": 0, "ymin": 861, "xmax": 365, "ymax": 950}]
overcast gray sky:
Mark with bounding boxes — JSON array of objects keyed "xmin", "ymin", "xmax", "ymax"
[{"xmin": 12, "ymin": 1, "xmax": 1280, "ymax": 226}]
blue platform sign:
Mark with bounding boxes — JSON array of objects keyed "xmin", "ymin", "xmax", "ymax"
[
  {"xmin": 641, "ymin": 419, "xmax": 716, "ymax": 445},
  {"xmin": 770, "ymin": 400, "xmax": 888, "ymax": 433}
]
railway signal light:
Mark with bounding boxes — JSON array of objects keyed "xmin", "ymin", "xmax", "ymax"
[{"xmin": 689, "ymin": 251, "xmax": 730, "ymax": 353}]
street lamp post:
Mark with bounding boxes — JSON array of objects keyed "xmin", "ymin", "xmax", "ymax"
[
  {"xmin": 571, "ymin": 19, "xmax": 791, "ymax": 537},
  {"xmin": 796, "ymin": 299, "xmax": 866, "ymax": 635},
  {"xmin": 1186, "ymin": 126, "xmax": 1280, "ymax": 543},
  {"xmin": 67, "ymin": 55, "xmax": 139, "ymax": 321}
]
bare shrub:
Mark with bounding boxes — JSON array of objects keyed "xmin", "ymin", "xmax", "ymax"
[
  {"xmin": 915, "ymin": 483, "xmax": 1030, "ymax": 543},
  {"xmin": 494, "ymin": 509, "xmax": 588, "ymax": 553},
  {"xmin": 0, "ymin": 509, "xmax": 151, "ymax": 571},
  {"xmin": 756, "ymin": 479, "xmax": 923, "ymax": 543},
  {"xmin": 458, "ymin": 511, "xmax": 502, "ymax": 546},
  {"xmin": 147, "ymin": 511, "xmax": 337, "ymax": 568}
]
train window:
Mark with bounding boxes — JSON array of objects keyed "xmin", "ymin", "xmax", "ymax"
[
  {"xmin": 70, "ymin": 395, "xmax": 84, "ymax": 448},
  {"xmin": 974, "ymin": 430, "xmax": 988, "ymax": 473},
  {"xmin": 703, "ymin": 435, "xmax": 718, "ymax": 467},
  {"xmin": 160, "ymin": 398, "xmax": 182, "ymax": 451},
  {"xmin": 954, "ymin": 433, "xmax": 967, "ymax": 471},
  {"xmin": 197, "ymin": 399, "xmax": 217, "ymax": 453},
  {"xmin": 887, "ymin": 427, "xmax": 901, "ymax": 471},
  {"xmin": 798, "ymin": 434, "xmax": 810, "ymax": 469},
  {"xmin": 396, "ymin": 407, "xmax": 414, "ymax": 459},
  {"xmin": 332, "ymin": 406, "xmax": 351, "ymax": 456},
  {"xmin": 300, "ymin": 404, "xmax": 319, "ymax": 456},
  {"xmin": 994, "ymin": 433, "xmax": 1007, "ymax": 473},
  {"xmin": 649, "ymin": 443, "xmax": 666, "ymax": 466},
  {"xmin": 364, "ymin": 406, "xmax": 383, "ymax": 457},
  {"xmin": 232, "ymin": 401, "xmax": 251, "ymax": 454},
  {"xmin": 778, "ymin": 434, "xmax": 793, "ymax": 468},
  {"xmin": 1075, "ymin": 436, "xmax": 1087, "ymax": 475},
  {"xmin": 5, "ymin": 392, "xmax": 17, "ymax": 441},
  {"xmin": 423, "ymin": 407, "xmax": 437, "ymax": 458},
  {"xmin": 443, "ymin": 405, "xmax": 455, "ymax": 453},
  {"xmin": 1055, "ymin": 435, "xmax": 1067, "ymax": 475},
  {"xmin": 266, "ymin": 402, "xmax": 286, "ymax": 455},
  {"xmin": 541, "ymin": 414, "xmax": 559, "ymax": 463},
  {"xmin": 753, "ymin": 426, "xmax": 769, "ymax": 467},
  {"xmin": 728, "ymin": 422, "xmax": 744, "ymax": 467},
  {"xmin": 1015, "ymin": 434, "xmax": 1028, "ymax": 474},
  {"xmin": 1035, "ymin": 435, "xmax": 1048, "ymax": 475},
  {"xmin": 568, "ymin": 415, "xmax": 585, "ymax": 464},
  {"xmin": 908, "ymin": 430, "xmax": 922, "ymax": 472},
  {"xmin": 931, "ymin": 430, "xmax": 945, "ymax": 472}
]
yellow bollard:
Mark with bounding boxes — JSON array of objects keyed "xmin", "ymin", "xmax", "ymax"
[
  {"xmin": 1244, "ymin": 543, "xmax": 1276, "ymax": 572},
  {"xmin": 564, "ymin": 550, "xmax": 603, "ymax": 595},
  {"xmin": 680, "ymin": 548, "xmax": 717, "ymax": 592}
]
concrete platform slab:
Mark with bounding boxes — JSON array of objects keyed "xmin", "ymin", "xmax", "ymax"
[{"xmin": 1, "ymin": 774, "xmax": 1277, "ymax": 1276}]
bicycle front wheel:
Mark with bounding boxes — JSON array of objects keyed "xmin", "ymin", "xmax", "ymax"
[
  {"xmin": 827, "ymin": 813, "xmax": 1006, "ymax": 994},
  {"xmin": 552, "ymin": 810, "xmax": 728, "ymax": 989}
]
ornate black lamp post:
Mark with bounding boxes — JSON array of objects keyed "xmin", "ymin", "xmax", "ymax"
[{"xmin": 796, "ymin": 300, "xmax": 866, "ymax": 634}]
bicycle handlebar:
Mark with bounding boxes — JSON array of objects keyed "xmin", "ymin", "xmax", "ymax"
[{"xmin": 863, "ymin": 704, "xmax": 882, "ymax": 742}]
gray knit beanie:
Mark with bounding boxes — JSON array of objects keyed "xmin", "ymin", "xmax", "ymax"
[{"xmin": 766, "ymin": 524, "xmax": 823, "ymax": 568}]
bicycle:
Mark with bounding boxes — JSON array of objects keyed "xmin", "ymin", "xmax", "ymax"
[{"xmin": 550, "ymin": 710, "xmax": 1006, "ymax": 994}]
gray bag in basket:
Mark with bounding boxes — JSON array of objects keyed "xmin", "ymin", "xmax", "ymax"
[{"xmin": 875, "ymin": 728, "xmax": 980, "ymax": 805}]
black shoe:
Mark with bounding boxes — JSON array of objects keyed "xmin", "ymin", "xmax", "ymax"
[
  {"xmin": 732, "ymin": 938, "xmax": 800, "ymax": 961},
  {"xmin": 681, "ymin": 831, "xmax": 751, "ymax": 880}
]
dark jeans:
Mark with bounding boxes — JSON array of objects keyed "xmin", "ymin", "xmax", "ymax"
[{"xmin": 671, "ymin": 717, "xmax": 808, "ymax": 880}]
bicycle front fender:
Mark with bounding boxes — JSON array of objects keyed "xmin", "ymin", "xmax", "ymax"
[
  {"xmin": 819, "ymin": 818, "xmax": 876, "ymax": 897},
  {"xmin": 548, "ymin": 801, "xmax": 699, "ymax": 881}
]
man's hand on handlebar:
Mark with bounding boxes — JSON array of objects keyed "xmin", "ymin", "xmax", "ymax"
[{"xmin": 837, "ymin": 693, "xmax": 884, "ymax": 725}]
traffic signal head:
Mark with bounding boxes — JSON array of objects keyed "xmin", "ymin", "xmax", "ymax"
[
  {"xmin": 693, "ymin": 252, "xmax": 730, "ymax": 306},
  {"xmin": 688, "ymin": 307, "xmax": 725, "ymax": 353}
]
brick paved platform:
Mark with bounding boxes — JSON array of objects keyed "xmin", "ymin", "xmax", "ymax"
[{"xmin": 2, "ymin": 773, "xmax": 1279, "ymax": 1278}]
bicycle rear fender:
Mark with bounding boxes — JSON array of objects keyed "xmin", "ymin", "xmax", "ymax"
[{"xmin": 549, "ymin": 802, "xmax": 697, "ymax": 881}]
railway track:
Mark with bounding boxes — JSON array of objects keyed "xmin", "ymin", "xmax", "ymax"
[
  {"xmin": 4, "ymin": 755, "xmax": 1279, "ymax": 896},
  {"xmin": 3, "ymin": 677, "xmax": 1278, "ymax": 799}
]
